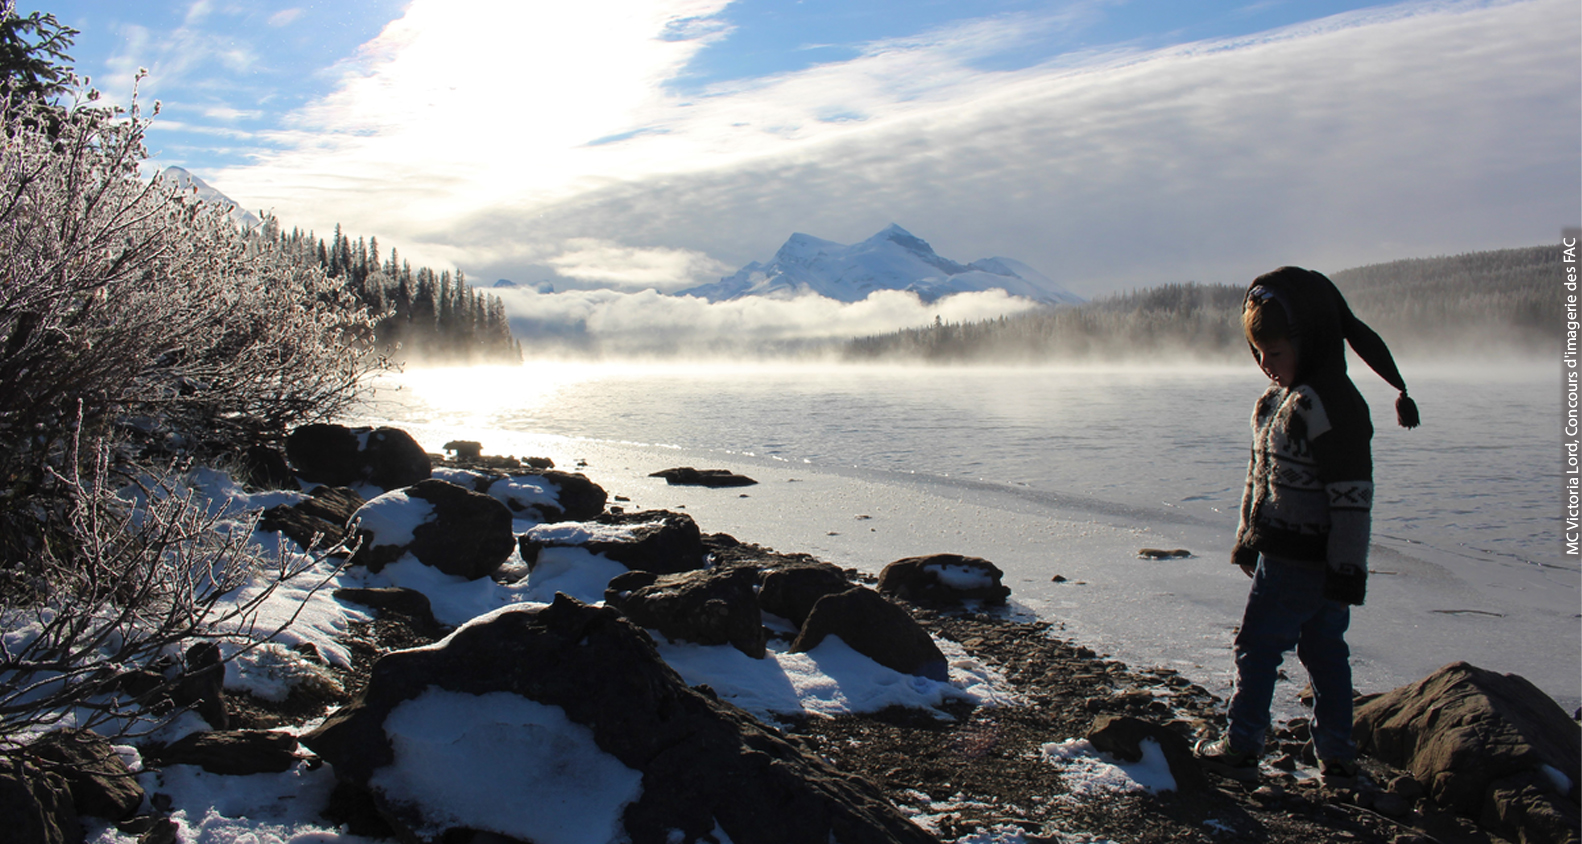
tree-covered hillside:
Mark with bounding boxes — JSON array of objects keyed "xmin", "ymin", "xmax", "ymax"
[
  {"xmin": 845, "ymin": 246, "xmax": 1559, "ymax": 362},
  {"xmin": 265, "ymin": 223, "xmax": 521, "ymax": 365}
]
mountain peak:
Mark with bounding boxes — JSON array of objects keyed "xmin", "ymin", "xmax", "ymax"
[
  {"xmin": 867, "ymin": 223, "xmax": 937, "ymax": 257},
  {"xmin": 679, "ymin": 226, "xmax": 1084, "ymax": 306},
  {"xmin": 161, "ymin": 166, "xmax": 260, "ymax": 228}
]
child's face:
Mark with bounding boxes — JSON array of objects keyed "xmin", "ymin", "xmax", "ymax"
[{"xmin": 1252, "ymin": 337, "xmax": 1299, "ymax": 387}]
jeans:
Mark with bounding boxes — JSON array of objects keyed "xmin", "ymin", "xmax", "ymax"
[{"xmin": 1226, "ymin": 553, "xmax": 1356, "ymax": 761}]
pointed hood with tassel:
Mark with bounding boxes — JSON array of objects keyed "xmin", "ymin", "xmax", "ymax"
[{"xmin": 1245, "ymin": 267, "xmax": 1419, "ymax": 430}]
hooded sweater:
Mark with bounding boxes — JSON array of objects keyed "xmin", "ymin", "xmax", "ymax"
[{"xmin": 1234, "ymin": 269, "xmax": 1375, "ymax": 571}]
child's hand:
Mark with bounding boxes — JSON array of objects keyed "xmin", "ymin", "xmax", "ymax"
[
  {"xmin": 1324, "ymin": 564, "xmax": 1367, "ymax": 605},
  {"xmin": 1231, "ymin": 545, "xmax": 1259, "ymax": 577}
]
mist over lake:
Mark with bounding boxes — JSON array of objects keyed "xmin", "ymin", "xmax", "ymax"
[{"xmin": 355, "ymin": 359, "xmax": 1579, "ymax": 713}]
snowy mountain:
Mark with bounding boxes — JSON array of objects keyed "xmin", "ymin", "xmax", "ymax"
[
  {"xmin": 679, "ymin": 224, "xmax": 1083, "ymax": 305},
  {"xmin": 161, "ymin": 166, "xmax": 262, "ymax": 228}
]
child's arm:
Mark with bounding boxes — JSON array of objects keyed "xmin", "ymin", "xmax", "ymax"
[{"xmin": 1311, "ymin": 421, "xmax": 1373, "ymax": 605}]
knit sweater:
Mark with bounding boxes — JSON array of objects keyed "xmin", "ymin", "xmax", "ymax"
[{"xmin": 1235, "ymin": 382, "xmax": 1373, "ymax": 570}]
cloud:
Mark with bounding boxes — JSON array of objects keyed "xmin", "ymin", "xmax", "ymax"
[
  {"xmin": 208, "ymin": 0, "xmax": 1577, "ymax": 299},
  {"xmin": 268, "ymin": 9, "xmax": 304, "ymax": 27},
  {"xmin": 495, "ymin": 286, "xmax": 1044, "ymax": 357},
  {"xmin": 546, "ymin": 239, "xmax": 731, "ymax": 291}
]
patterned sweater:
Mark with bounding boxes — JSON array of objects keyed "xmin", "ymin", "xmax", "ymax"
[{"xmin": 1235, "ymin": 383, "xmax": 1373, "ymax": 570}]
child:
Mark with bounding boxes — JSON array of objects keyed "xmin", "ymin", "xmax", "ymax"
[{"xmin": 1196, "ymin": 266, "xmax": 1418, "ymax": 785}]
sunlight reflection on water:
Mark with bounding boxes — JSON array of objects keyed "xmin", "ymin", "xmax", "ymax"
[{"xmin": 364, "ymin": 359, "xmax": 1563, "ymax": 569}]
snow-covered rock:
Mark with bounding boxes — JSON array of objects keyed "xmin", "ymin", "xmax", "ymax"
[
  {"xmin": 302, "ymin": 595, "xmax": 938, "ymax": 844},
  {"xmin": 680, "ymin": 224, "xmax": 1084, "ymax": 305},
  {"xmin": 352, "ymin": 480, "xmax": 515, "ymax": 579},
  {"xmin": 878, "ymin": 554, "xmax": 1011, "ymax": 604}
]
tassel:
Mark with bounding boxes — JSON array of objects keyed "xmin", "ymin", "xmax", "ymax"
[{"xmin": 1396, "ymin": 392, "xmax": 1420, "ymax": 429}]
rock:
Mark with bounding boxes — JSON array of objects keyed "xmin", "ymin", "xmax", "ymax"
[
  {"xmin": 257, "ymin": 485, "xmax": 364, "ymax": 552},
  {"xmin": 285, "ymin": 423, "xmax": 360, "ymax": 485},
  {"xmin": 537, "ymin": 470, "xmax": 608, "ymax": 521},
  {"xmin": 1355, "ymin": 661, "xmax": 1581, "ymax": 844},
  {"xmin": 1481, "ymin": 768, "xmax": 1580, "ymax": 844},
  {"xmin": 1371, "ymin": 791, "xmax": 1411, "ymax": 818},
  {"xmin": 285, "ymin": 424, "xmax": 431, "ymax": 491},
  {"xmin": 302, "ymin": 595, "xmax": 936, "ymax": 844},
  {"xmin": 175, "ymin": 642, "xmax": 227, "ymax": 730},
  {"xmin": 1138, "ymin": 548, "xmax": 1192, "ymax": 559},
  {"xmin": 27, "ymin": 729, "xmax": 143, "ymax": 822},
  {"xmin": 0, "ymin": 757, "xmax": 78, "ymax": 844},
  {"xmin": 132, "ymin": 818, "xmax": 177, "ymax": 844},
  {"xmin": 790, "ymin": 587, "xmax": 949, "ymax": 681},
  {"xmin": 520, "ymin": 510, "xmax": 704, "ymax": 574},
  {"xmin": 442, "ymin": 468, "xmax": 606, "ymax": 522},
  {"xmin": 1086, "ymin": 714, "xmax": 1212, "ymax": 793},
  {"xmin": 238, "ymin": 444, "xmax": 293, "ymax": 490},
  {"xmin": 333, "ymin": 587, "xmax": 445, "ymax": 640},
  {"xmin": 877, "ymin": 554, "xmax": 1011, "ymax": 604},
  {"xmin": 650, "ymin": 467, "xmax": 758, "ymax": 487},
  {"xmin": 353, "ymin": 480, "xmax": 515, "ymax": 579},
  {"xmin": 442, "ymin": 440, "xmax": 483, "ymax": 461},
  {"xmin": 150, "ymin": 730, "xmax": 300, "ymax": 776},
  {"xmin": 606, "ymin": 567, "xmax": 766, "ymax": 658},
  {"xmin": 757, "ymin": 559, "xmax": 855, "ymax": 627}
]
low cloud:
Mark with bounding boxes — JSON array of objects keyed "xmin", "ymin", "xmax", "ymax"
[
  {"xmin": 546, "ymin": 239, "xmax": 731, "ymax": 291},
  {"xmin": 496, "ymin": 286, "xmax": 1044, "ymax": 357}
]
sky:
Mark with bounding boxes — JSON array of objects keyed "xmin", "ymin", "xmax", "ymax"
[{"xmin": 36, "ymin": 0, "xmax": 1582, "ymax": 309}]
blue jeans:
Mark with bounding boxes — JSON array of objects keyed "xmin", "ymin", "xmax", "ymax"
[{"xmin": 1226, "ymin": 554, "xmax": 1356, "ymax": 761}]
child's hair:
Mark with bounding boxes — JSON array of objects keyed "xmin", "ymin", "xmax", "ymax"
[{"xmin": 1242, "ymin": 288, "xmax": 1291, "ymax": 345}]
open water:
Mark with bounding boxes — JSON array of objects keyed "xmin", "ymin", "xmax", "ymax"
[{"xmin": 354, "ymin": 359, "xmax": 1581, "ymax": 710}]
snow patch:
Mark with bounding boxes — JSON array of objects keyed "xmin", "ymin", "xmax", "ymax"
[
  {"xmin": 524, "ymin": 546, "xmax": 631, "ymax": 604},
  {"xmin": 926, "ymin": 562, "xmax": 995, "ymax": 591},
  {"xmin": 526, "ymin": 520, "xmax": 661, "ymax": 545},
  {"xmin": 371, "ymin": 688, "xmax": 643, "ymax": 844},
  {"xmin": 354, "ymin": 490, "xmax": 434, "ymax": 547},
  {"xmin": 1040, "ymin": 737, "xmax": 1177, "ymax": 796}
]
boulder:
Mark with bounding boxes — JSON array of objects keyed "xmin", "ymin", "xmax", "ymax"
[
  {"xmin": 650, "ymin": 467, "xmax": 758, "ymax": 487},
  {"xmin": 441, "ymin": 440, "xmax": 483, "ymax": 461},
  {"xmin": 1086, "ymin": 715, "xmax": 1210, "ymax": 793},
  {"xmin": 520, "ymin": 510, "xmax": 704, "ymax": 574},
  {"xmin": 302, "ymin": 595, "xmax": 936, "ymax": 844},
  {"xmin": 334, "ymin": 587, "xmax": 445, "ymax": 641},
  {"xmin": 878, "ymin": 554, "xmax": 1010, "ymax": 605},
  {"xmin": 757, "ymin": 559, "xmax": 855, "ymax": 627},
  {"xmin": 174, "ymin": 642, "xmax": 227, "ymax": 730},
  {"xmin": 1355, "ymin": 661, "xmax": 1581, "ymax": 844},
  {"xmin": 537, "ymin": 470, "xmax": 607, "ymax": 520},
  {"xmin": 790, "ymin": 587, "xmax": 949, "ymax": 682},
  {"xmin": 238, "ymin": 444, "xmax": 294, "ymax": 490},
  {"xmin": 285, "ymin": 424, "xmax": 431, "ymax": 491},
  {"xmin": 150, "ymin": 730, "xmax": 300, "ymax": 776},
  {"xmin": 0, "ymin": 758, "xmax": 78, "ymax": 844},
  {"xmin": 463, "ymin": 469, "xmax": 607, "ymax": 522},
  {"xmin": 26, "ymin": 730, "xmax": 143, "ymax": 822},
  {"xmin": 353, "ymin": 480, "xmax": 516, "ymax": 579},
  {"xmin": 606, "ymin": 567, "xmax": 766, "ymax": 658},
  {"xmin": 257, "ymin": 485, "xmax": 364, "ymax": 552}
]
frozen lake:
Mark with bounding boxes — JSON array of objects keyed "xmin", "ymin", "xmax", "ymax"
[{"xmin": 351, "ymin": 359, "xmax": 1580, "ymax": 714}]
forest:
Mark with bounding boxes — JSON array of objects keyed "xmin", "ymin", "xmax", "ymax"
[
  {"xmin": 844, "ymin": 246, "xmax": 1560, "ymax": 362},
  {"xmin": 267, "ymin": 222, "xmax": 521, "ymax": 365}
]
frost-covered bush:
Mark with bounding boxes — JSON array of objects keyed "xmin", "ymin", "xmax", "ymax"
[
  {"xmin": 0, "ymin": 438, "xmax": 348, "ymax": 750},
  {"xmin": 0, "ymin": 75, "xmax": 383, "ymax": 562},
  {"xmin": 0, "ymin": 24, "xmax": 382, "ymax": 748}
]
